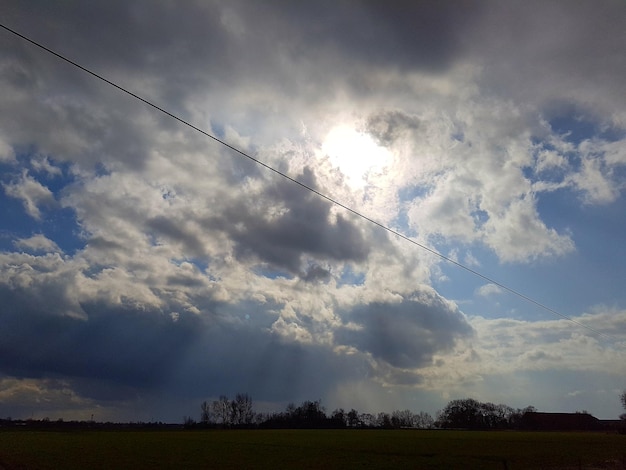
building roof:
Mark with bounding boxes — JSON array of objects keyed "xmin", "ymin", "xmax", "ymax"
[{"xmin": 520, "ymin": 412, "xmax": 601, "ymax": 431}]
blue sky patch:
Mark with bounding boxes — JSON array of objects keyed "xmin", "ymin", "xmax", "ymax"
[
  {"xmin": 547, "ymin": 109, "xmax": 625, "ymax": 145},
  {"xmin": 549, "ymin": 114, "xmax": 598, "ymax": 145},
  {"xmin": 252, "ymin": 265, "xmax": 294, "ymax": 280},
  {"xmin": 0, "ymin": 158, "xmax": 84, "ymax": 255},
  {"xmin": 337, "ymin": 266, "xmax": 365, "ymax": 287}
]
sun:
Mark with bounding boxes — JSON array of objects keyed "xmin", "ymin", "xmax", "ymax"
[{"xmin": 321, "ymin": 125, "xmax": 392, "ymax": 188}]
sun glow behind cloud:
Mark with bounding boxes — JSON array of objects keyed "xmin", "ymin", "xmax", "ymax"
[{"xmin": 322, "ymin": 125, "xmax": 392, "ymax": 188}]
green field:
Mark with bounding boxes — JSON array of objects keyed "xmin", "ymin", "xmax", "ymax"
[{"xmin": 0, "ymin": 429, "xmax": 624, "ymax": 469}]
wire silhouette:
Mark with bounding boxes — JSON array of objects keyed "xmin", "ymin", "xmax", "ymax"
[{"xmin": 0, "ymin": 22, "xmax": 617, "ymax": 342}]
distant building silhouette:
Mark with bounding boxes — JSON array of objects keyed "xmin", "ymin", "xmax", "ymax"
[{"xmin": 520, "ymin": 412, "xmax": 601, "ymax": 431}]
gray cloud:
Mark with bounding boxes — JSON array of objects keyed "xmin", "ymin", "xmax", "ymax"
[
  {"xmin": 301, "ymin": 264, "xmax": 332, "ymax": 283},
  {"xmin": 254, "ymin": 0, "xmax": 484, "ymax": 73},
  {"xmin": 0, "ymin": 281, "xmax": 368, "ymax": 414},
  {"xmin": 207, "ymin": 168, "xmax": 371, "ymax": 275},
  {"xmin": 366, "ymin": 110, "xmax": 421, "ymax": 146},
  {"xmin": 0, "ymin": 298, "xmax": 198, "ymax": 389},
  {"xmin": 335, "ymin": 291, "xmax": 473, "ymax": 370},
  {"xmin": 467, "ymin": 1, "xmax": 626, "ymax": 117},
  {"xmin": 145, "ymin": 215, "xmax": 206, "ymax": 258}
]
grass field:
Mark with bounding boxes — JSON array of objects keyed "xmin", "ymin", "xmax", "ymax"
[{"xmin": 0, "ymin": 429, "xmax": 624, "ymax": 469}]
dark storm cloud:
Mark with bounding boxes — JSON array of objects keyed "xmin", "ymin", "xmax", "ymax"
[
  {"xmin": 465, "ymin": 1, "xmax": 626, "ymax": 116},
  {"xmin": 0, "ymin": 292, "xmax": 202, "ymax": 389},
  {"xmin": 335, "ymin": 293, "xmax": 473, "ymax": 369},
  {"xmin": 0, "ymin": 278, "xmax": 365, "ymax": 406},
  {"xmin": 256, "ymin": 0, "xmax": 484, "ymax": 73},
  {"xmin": 36, "ymin": 0, "xmax": 482, "ymax": 74},
  {"xmin": 207, "ymin": 168, "xmax": 371, "ymax": 275}
]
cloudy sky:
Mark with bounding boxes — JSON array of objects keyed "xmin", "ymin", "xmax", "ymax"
[{"xmin": 1, "ymin": 1, "xmax": 625, "ymax": 422}]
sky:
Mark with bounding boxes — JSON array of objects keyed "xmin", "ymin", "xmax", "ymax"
[{"xmin": 0, "ymin": 0, "xmax": 625, "ymax": 422}]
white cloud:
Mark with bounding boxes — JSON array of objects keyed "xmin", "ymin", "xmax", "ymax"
[
  {"xmin": 0, "ymin": 137, "xmax": 15, "ymax": 163},
  {"xmin": 535, "ymin": 149, "xmax": 567, "ymax": 173},
  {"xmin": 413, "ymin": 307, "xmax": 626, "ymax": 415},
  {"xmin": 601, "ymin": 139, "xmax": 626, "ymax": 167},
  {"xmin": 14, "ymin": 234, "xmax": 61, "ymax": 253},
  {"xmin": 458, "ymin": 308, "xmax": 625, "ymax": 378},
  {"xmin": 568, "ymin": 141, "xmax": 623, "ymax": 205},
  {"xmin": 476, "ymin": 283, "xmax": 503, "ymax": 297},
  {"xmin": 2, "ymin": 171, "xmax": 56, "ymax": 220},
  {"xmin": 483, "ymin": 196, "xmax": 575, "ymax": 263},
  {"xmin": 31, "ymin": 156, "xmax": 63, "ymax": 176}
]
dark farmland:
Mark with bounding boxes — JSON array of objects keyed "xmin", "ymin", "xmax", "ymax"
[{"xmin": 0, "ymin": 429, "xmax": 624, "ymax": 469}]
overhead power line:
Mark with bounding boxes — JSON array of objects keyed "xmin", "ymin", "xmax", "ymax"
[{"xmin": 0, "ymin": 23, "xmax": 616, "ymax": 342}]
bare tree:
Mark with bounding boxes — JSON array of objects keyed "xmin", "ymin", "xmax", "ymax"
[
  {"xmin": 232, "ymin": 393, "xmax": 254, "ymax": 426},
  {"xmin": 347, "ymin": 408, "xmax": 360, "ymax": 427},
  {"xmin": 414, "ymin": 411, "xmax": 434, "ymax": 429},
  {"xmin": 211, "ymin": 395, "xmax": 231, "ymax": 427},
  {"xmin": 376, "ymin": 412, "xmax": 392, "ymax": 428},
  {"xmin": 359, "ymin": 412, "xmax": 376, "ymax": 428},
  {"xmin": 391, "ymin": 409, "xmax": 414, "ymax": 428},
  {"xmin": 200, "ymin": 400, "xmax": 211, "ymax": 425}
]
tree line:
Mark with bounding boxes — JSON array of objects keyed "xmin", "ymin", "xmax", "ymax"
[
  {"xmin": 185, "ymin": 395, "xmax": 540, "ymax": 430},
  {"xmin": 435, "ymin": 398, "xmax": 536, "ymax": 430}
]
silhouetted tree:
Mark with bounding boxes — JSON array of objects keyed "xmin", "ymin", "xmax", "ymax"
[
  {"xmin": 414, "ymin": 411, "xmax": 434, "ymax": 429},
  {"xmin": 359, "ymin": 412, "xmax": 376, "ymax": 428},
  {"xmin": 479, "ymin": 402, "xmax": 515, "ymax": 429},
  {"xmin": 437, "ymin": 399, "xmax": 536, "ymax": 429},
  {"xmin": 330, "ymin": 408, "xmax": 347, "ymax": 428},
  {"xmin": 285, "ymin": 402, "xmax": 296, "ymax": 419},
  {"xmin": 493, "ymin": 404, "xmax": 515, "ymax": 428},
  {"xmin": 376, "ymin": 412, "xmax": 392, "ymax": 428},
  {"xmin": 347, "ymin": 408, "xmax": 360, "ymax": 427},
  {"xmin": 211, "ymin": 395, "xmax": 231, "ymax": 427},
  {"xmin": 295, "ymin": 400, "xmax": 327, "ymax": 428},
  {"xmin": 183, "ymin": 416, "xmax": 196, "ymax": 428},
  {"xmin": 436, "ymin": 398, "xmax": 482, "ymax": 429},
  {"xmin": 200, "ymin": 400, "xmax": 211, "ymax": 425},
  {"xmin": 508, "ymin": 406, "xmax": 536, "ymax": 428},
  {"xmin": 198, "ymin": 393, "xmax": 533, "ymax": 430},
  {"xmin": 231, "ymin": 393, "xmax": 254, "ymax": 426},
  {"xmin": 391, "ymin": 409, "xmax": 414, "ymax": 428},
  {"xmin": 258, "ymin": 400, "xmax": 330, "ymax": 428}
]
